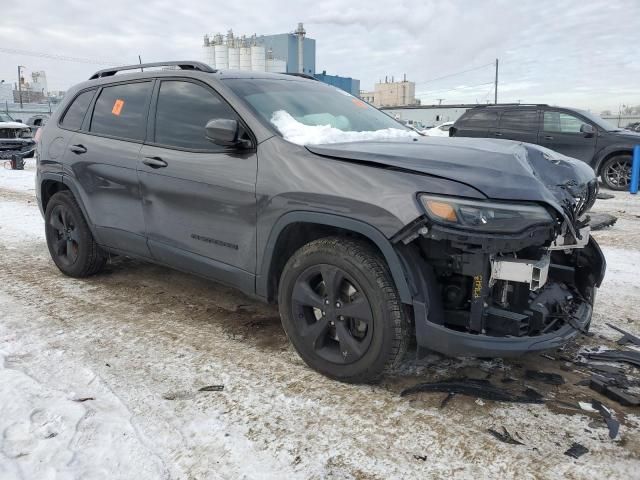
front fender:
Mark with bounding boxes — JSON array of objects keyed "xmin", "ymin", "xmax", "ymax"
[{"xmin": 256, "ymin": 211, "xmax": 414, "ymax": 304}]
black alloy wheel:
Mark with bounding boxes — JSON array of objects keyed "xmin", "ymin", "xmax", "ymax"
[
  {"xmin": 602, "ymin": 155, "xmax": 632, "ymax": 191},
  {"xmin": 47, "ymin": 204, "xmax": 80, "ymax": 267},
  {"xmin": 291, "ymin": 264, "xmax": 374, "ymax": 365},
  {"xmin": 44, "ymin": 191, "xmax": 106, "ymax": 277},
  {"xmin": 278, "ymin": 237, "xmax": 409, "ymax": 383}
]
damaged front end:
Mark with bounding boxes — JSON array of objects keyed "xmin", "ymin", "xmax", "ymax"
[{"xmin": 395, "ymin": 180, "xmax": 606, "ymax": 357}]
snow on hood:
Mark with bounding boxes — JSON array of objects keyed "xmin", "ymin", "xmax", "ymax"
[{"xmin": 270, "ymin": 110, "xmax": 419, "ymax": 146}]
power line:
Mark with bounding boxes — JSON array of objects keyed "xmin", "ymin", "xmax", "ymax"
[
  {"xmin": 0, "ymin": 47, "xmax": 121, "ymax": 66},
  {"xmin": 414, "ymin": 62, "xmax": 495, "ymax": 85},
  {"xmin": 415, "ymin": 81, "xmax": 495, "ymax": 97}
]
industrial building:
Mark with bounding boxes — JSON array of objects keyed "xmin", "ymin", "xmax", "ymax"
[
  {"xmin": 313, "ymin": 71, "xmax": 360, "ymax": 96},
  {"xmin": 361, "ymin": 76, "xmax": 420, "ymax": 107},
  {"xmin": 0, "ymin": 81, "xmax": 12, "ymax": 104},
  {"xmin": 200, "ymin": 23, "xmax": 360, "ymax": 96},
  {"xmin": 201, "ymin": 23, "xmax": 312, "ymax": 74}
]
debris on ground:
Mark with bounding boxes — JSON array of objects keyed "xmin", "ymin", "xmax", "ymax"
[
  {"xmin": 591, "ymin": 400, "xmax": 620, "ymax": 439},
  {"xmin": 400, "ymin": 378, "xmax": 545, "ymax": 403},
  {"xmin": 586, "ymin": 213, "xmax": 618, "ymax": 230},
  {"xmin": 607, "ymin": 323, "xmax": 640, "ymax": 346},
  {"xmin": 579, "ymin": 401, "xmax": 597, "ymax": 412},
  {"xmin": 588, "ymin": 349, "xmax": 640, "ymax": 368},
  {"xmin": 487, "ymin": 427, "xmax": 524, "ymax": 445},
  {"xmin": 596, "ymin": 192, "xmax": 615, "ymax": 200},
  {"xmin": 440, "ymin": 392, "xmax": 455, "ymax": 408},
  {"xmin": 525, "ymin": 370, "xmax": 565, "ymax": 385},
  {"xmin": 589, "ymin": 375, "xmax": 640, "ymax": 406},
  {"xmin": 71, "ymin": 397, "xmax": 95, "ymax": 402},
  {"xmin": 564, "ymin": 442, "xmax": 589, "ymax": 459},
  {"xmin": 198, "ymin": 385, "xmax": 225, "ymax": 392}
]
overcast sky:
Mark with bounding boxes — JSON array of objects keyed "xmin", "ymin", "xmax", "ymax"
[{"xmin": 1, "ymin": 0, "xmax": 639, "ymax": 112}]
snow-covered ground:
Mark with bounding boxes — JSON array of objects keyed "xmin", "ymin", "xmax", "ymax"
[{"xmin": 1, "ymin": 161, "xmax": 639, "ymax": 479}]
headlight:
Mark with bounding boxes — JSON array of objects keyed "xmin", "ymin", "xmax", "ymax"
[{"xmin": 418, "ymin": 194, "xmax": 553, "ymax": 233}]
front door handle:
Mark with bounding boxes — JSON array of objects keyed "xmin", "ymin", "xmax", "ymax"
[
  {"xmin": 142, "ymin": 156, "xmax": 168, "ymax": 168},
  {"xmin": 494, "ymin": 132, "xmax": 502, "ymax": 137},
  {"xmin": 544, "ymin": 135, "xmax": 554, "ymax": 140},
  {"xmin": 69, "ymin": 144, "xmax": 87, "ymax": 154}
]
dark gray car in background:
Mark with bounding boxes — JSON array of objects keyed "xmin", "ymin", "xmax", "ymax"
[
  {"xmin": 36, "ymin": 62, "xmax": 605, "ymax": 383},
  {"xmin": 450, "ymin": 104, "xmax": 640, "ymax": 190}
]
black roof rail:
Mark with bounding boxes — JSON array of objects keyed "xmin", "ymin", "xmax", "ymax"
[
  {"xmin": 470, "ymin": 103, "xmax": 549, "ymax": 108},
  {"xmin": 89, "ymin": 61, "xmax": 216, "ymax": 80},
  {"xmin": 282, "ymin": 72, "xmax": 318, "ymax": 81}
]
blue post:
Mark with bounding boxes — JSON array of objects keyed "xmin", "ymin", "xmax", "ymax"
[{"xmin": 631, "ymin": 145, "xmax": 640, "ymax": 194}]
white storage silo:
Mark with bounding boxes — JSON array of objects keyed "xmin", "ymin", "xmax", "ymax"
[
  {"xmin": 266, "ymin": 58, "xmax": 287, "ymax": 73},
  {"xmin": 228, "ymin": 46, "xmax": 240, "ymax": 70},
  {"xmin": 202, "ymin": 45, "xmax": 216, "ymax": 68},
  {"xmin": 240, "ymin": 46, "xmax": 252, "ymax": 70},
  {"xmin": 250, "ymin": 45, "xmax": 266, "ymax": 72},
  {"xmin": 214, "ymin": 44, "xmax": 228, "ymax": 69}
]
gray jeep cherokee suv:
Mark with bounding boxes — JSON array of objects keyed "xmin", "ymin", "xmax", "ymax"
[{"xmin": 36, "ymin": 61, "xmax": 606, "ymax": 383}]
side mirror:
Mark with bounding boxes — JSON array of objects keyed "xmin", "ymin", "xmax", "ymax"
[
  {"xmin": 205, "ymin": 119, "xmax": 239, "ymax": 147},
  {"xmin": 580, "ymin": 123, "xmax": 595, "ymax": 136},
  {"xmin": 15, "ymin": 119, "xmax": 22, "ymax": 123}
]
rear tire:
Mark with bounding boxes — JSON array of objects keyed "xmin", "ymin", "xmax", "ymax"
[
  {"xmin": 44, "ymin": 191, "xmax": 106, "ymax": 277},
  {"xmin": 601, "ymin": 154, "xmax": 631, "ymax": 191},
  {"xmin": 278, "ymin": 236, "xmax": 409, "ymax": 383}
]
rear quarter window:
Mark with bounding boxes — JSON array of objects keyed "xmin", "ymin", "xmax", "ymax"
[
  {"xmin": 459, "ymin": 110, "xmax": 498, "ymax": 129},
  {"xmin": 90, "ymin": 82, "xmax": 152, "ymax": 141},
  {"xmin": 60, "ymin": 90, "xmax": 96, "ymax": 130},
  {"xmin": 499, "ymin": 110, "xmax": 538, "ymax": 130}
]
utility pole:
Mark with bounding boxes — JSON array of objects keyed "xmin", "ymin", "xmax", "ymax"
[
  {"xmin": 17, "ymin": 65, "xmax": 25, "ymax": 109},
  {"xmin": 138, "ymin": 55, "xmax": 144, "ymax": 72},
  {"xmin": 437, "ymin": 98, "xmax": 444, "ymax": 106},
  {"xmin": 494, "ymin": 58, "xmax": 499, "ymax": 104}
]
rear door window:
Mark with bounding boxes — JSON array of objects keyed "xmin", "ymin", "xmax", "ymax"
[
  {"xmin": 90, "ymin": 82, "xmax": 152, "ymax": 141},
  {"xmin": 153, "ymin": 80, "xmax": 239, "ymax": 151},
  {"xmin": 60, "ymin": 90, "xmax": 95, "ymax": 130},
  {"xmin": 499, "ymin": 110, "xmax": 538, "ymax": 131},
  {"xmin": 543, "ymin": 111, "xmax": 584, "ymax": 133}
]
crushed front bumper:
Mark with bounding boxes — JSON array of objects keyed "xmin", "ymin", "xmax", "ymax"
[
  {"xmin": 416, "ymin": 297, "xmax": 592, "ymax": 357},
  {"xmin": 399, "ymin": 223, "xmax": 606, "ymax": 358}
]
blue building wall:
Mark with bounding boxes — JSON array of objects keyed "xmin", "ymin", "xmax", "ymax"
[
  {"xmin": 256, "ymin": 33, "xmax": 316, "ymax": 74},
  {"xmin": 314, "ymin": 72, "xmax": 361, "ymax": 97}
]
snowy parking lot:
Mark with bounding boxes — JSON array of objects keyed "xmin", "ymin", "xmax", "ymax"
[{"xmin": 1, "ymin": 162, "xmax": 639, "ymax": 479}]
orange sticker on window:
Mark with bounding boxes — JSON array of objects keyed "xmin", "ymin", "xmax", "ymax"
[
  {"xmin": 112, "ymin": 99, "xmax": 125, "ymax": 116},
  {"xmin": 351, "ymin": 98, "xmax": 367, "ymax": 108}
]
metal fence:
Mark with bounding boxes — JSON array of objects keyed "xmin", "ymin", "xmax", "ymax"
[
  {"xmin": 3, "ymin": 101, "xmax": 59, "ymax": 120},
  {"xmin": 601, "ymin": 115, "xmax": 640, "ymax": 128}
]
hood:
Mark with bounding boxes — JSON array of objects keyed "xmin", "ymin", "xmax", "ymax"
[
  {"xmin": 610, "ymin": 129, "xmax": 640, "ymax": 142},
  {"xmin": 306, "ymin": 136, "xmax": 597, "ymax": 222},
  {"xmin": 0, "ymin": 121, "xmax": 30, "ymax": 129}
]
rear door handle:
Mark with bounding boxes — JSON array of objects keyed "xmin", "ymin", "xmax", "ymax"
[
  {"xmin": 69, "ymin": 144, "xmax": 87, "ymax": 154},
  {"xmin": 494, "ymin": 132, "xmax": 502, "ymax": 137},
  {"xmin": 142, "ymin": 156, "xmax": 168, "ymax": 168},
  {"xmin": 544, "ymin": 135, "xmax": 554, "ymax": 140}
]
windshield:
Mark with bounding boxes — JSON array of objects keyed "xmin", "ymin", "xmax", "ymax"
[
  {"xmin": 224, "ymin": 78, "xmax": 415, "ymax": 145},
  {"xmin": 0, "ymin": 112, "xmax": 15, "ymax": 122},
  {"xmin": 576, "ymin": 109, "xmax": 620, "ymax": 131}
]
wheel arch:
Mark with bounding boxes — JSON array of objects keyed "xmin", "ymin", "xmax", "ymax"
[
  {"xmin": 594, "ymin": 147, "xmax": 632, "ymax": 175},
  {"xmin": 39, "ymin": 175, "xmax": 98, "ymax": 238},
  {"xmin": 257, "ymin": 212, "xmax": 414, "ymax": 305}
]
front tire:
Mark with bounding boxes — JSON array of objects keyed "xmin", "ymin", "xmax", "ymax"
[
  {"xmin": 278, "ymin": 237, "xmax": 409, "ymax": 383},
  {"xmin": 601, "ymin": 154, "xmax": 631, "ymax": 191},
  {"xmin": 44, "ymin": 191, "xmax": 106, "ymax": 277}
]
